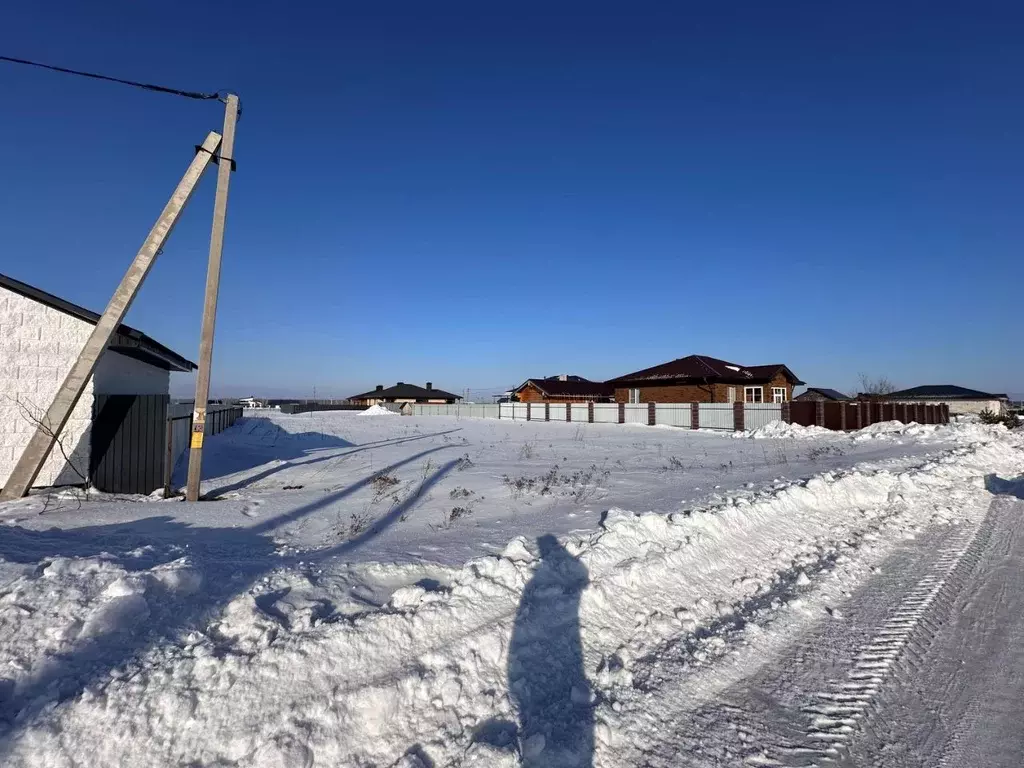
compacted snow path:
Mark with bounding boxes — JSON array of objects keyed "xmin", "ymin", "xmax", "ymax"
[{"xmin": 0, "ymin": 413, "xmax": 1020, "ymax": 767}]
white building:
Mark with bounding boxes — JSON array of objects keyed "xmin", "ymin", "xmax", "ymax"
[
  {"xmin": 1, "ymin": 273, "xmax": 196, "ymax": 491},
  {"xmin": 885, "ymin": 385, "xmax": 1009, "ymax": 417}
]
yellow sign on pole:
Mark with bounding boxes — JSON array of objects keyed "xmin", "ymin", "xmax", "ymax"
[{"xmin": 190, "ymin": 431, "xmax": 204, "ymax": 449}]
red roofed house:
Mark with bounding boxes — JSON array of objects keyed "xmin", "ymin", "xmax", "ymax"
[
  {"xmin": 607, "ymin": 355, "xmax": 804, "ymax": 404},
  {"xmin": 512, "ymin": 375, "xmax": 614, "ymax": 404}
]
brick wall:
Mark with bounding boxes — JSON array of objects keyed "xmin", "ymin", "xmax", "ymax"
[
  {"xmin": 614, "ymin": 373, "xmax": 795, "ymax": 404},
  {"xmin": 0, "ymin": 286, "xmax": 94, "ymax": 488}
]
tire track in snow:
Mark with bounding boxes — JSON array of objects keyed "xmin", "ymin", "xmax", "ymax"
[{"xmin": 785, "ymin": 500, "xmax": 999, "ymax": 766}]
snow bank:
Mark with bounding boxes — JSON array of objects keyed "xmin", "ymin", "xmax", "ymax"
[
  {"xmin": 358, "ymin": 404, "xmax": 398, "ymax": 416},
  {"xmin": 744, "ymin": 420, "xmax": 834, "ymax": 439},
  {"xmin": 2, "ymin": 428, "xmax": 1021, "ymax": 766}
]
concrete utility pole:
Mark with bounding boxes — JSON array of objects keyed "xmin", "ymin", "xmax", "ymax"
[
  {"xmin": 186, "ymin": 94, "xmax": 239, "ymax": 501},
  {"xmin": 0, "ymin": 131, "xmax": 223, "ymax": 500}
]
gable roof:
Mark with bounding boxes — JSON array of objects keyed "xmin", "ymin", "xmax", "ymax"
[
  {"xmin": 348, "ymin": 382, "xmax": 462, "ymax": 401},
  {"xmin": 0, "ymin": 272, "xmax": 196, "ymax": 372},
  {"xmin": 608, "ymin": 355, "xmax": 804, "ymax": 385},
  {"xmin": 802, "ymin": 387, "xmax": 850, "ymax": 401},
  {"xmin": 514, "ymin": 376, "xmax": 614, "ymax": 398},
  {"xmin": 886, "ymin": 385, "xmax": 1008, "ymax": 400}
]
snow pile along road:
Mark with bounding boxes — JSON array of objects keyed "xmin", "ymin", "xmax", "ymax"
[
  {"xmin": 0, "ymin": 420, "xmax": 1019, "ymax": 766},
  {"xmin": 744, "ymin": 420, "xmax": 834, "ymax": 439},
  {"xmin": 358, "ymin": 404, "xmax": 399, "ymax": 416}
]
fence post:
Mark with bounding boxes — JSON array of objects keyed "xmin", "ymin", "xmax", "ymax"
[
  {"xmin": 566, "ymin": 403, "xmax": 572, "ymax": 422},
  {"xmin": 163, "ymin": 415, "xmax": 174, "ymax": 497},
  {"xmin": 648, "ymin": 402, "xmax": 655, "ymax": 426},
  {"xmin": 618, "ymin": 402, "xmax": 625, "ymax": 424},
  {"xmin": 733, "ymin": 402, "xmax": 745, "ymax": 431},
  {"xmin": 815, "ymin": 400, "xmax": 825, "ymax": 427},
  {"xmin": 857, "ymin": 402, "xmax": 864, "ymax": 429},
  {"xmin": 691, "ymin": 402, "xmax": 699, "ymax": 430},
  {"xmin": 588, "ymin": 402, "xmax": 594, "ymax": 423},
  {"xmin": 526, "ymin": 402, "xmax": 531, "ymax": 421},
  {"xmin": 545, "ymin": 403, "xmax": 550, "ymax": 422},
  {"xmin": 781, "ymin": 401, "xmax": 792, "ymax": 424},
  {"xmin": 840, "ymin": 402, "xmax": 847, "ymax": 431}
]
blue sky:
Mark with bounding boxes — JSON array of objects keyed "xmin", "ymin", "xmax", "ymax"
[{"xmin": 2, "ymin": 2, "xmax": 1021, "ymax": 399}]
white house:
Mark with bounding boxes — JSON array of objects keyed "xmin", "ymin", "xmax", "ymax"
[
  {"xmin": 884, "ymin": 385, "xmax": 1009, "ymax": 417},
  {"xmin": 1, "ymin": 273, "xmax": 196, "ymax": 491}
]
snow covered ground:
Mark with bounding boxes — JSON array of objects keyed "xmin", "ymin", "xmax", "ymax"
[{"xmin": 0, "ymin": 411, "xmax": 1021, "ymax": 766}]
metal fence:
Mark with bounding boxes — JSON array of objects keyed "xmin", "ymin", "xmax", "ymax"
[
  {"xmin": 744, "ymin": 403, "xmax": 784, "ymax": 430},
  {"xmin": 698, "ymin": 403, "xmax": 734, "ymax": 429},
  {"xmin": 165, "ymin": 404, "xmax": 243, "ymax": 494},
  {"xmin": 403, "ymin": 399, "xmax": 947, "ymax": 433}
]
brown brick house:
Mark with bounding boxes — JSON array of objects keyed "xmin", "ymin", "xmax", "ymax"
[
  {"xmin": 607, "ymin": 355, "xmax": 804, "ymax": 404},
  {"xmin": 513, "ymin": 375, "xmax": 614, "ymax": 403}
]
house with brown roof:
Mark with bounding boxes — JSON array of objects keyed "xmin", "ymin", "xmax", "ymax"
[
  {"xmin": 607, "ymin": 355, "xmax": 804, "ymax": 404},
  {"xmin": 348, "ymin": 382, "xmax": 462, "ymax": 406},
  {"xmin": 512, "ymin": 375, "xmax": 614, "ymax": 403}
]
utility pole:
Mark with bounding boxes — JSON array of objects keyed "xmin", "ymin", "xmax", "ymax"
[
  {"xmin": 186, "ymin": 94, "xmax": 239, "ymax": 501},
  {"xmin": 0, "ymin": 131, "xmax": 223, "ymax": 500}
]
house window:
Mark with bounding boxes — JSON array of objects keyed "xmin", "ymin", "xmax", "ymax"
[
  {"xmin": 628, "ymin": 388, "xmax": 641, "ymax": 404},
  {"xmin": 726, "ymin": 386, "xmax": 736, "ymax": 403},
  {"xmin": 772, "ymin": 387, "xmax": 787, "ymax": 403},
  {"xmin": 744, "ymin": 386, "xmax": 763, "ymax": 403}
]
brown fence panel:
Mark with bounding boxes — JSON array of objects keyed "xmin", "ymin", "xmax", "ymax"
[
  {"xmin": 789, "ymin": 401, "xmax": 816, "ymax": 426},
  {"xmin": 823, "ymin": 402, "xmax": 843, "ymax": 430}
]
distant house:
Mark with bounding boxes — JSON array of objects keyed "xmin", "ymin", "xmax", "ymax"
[
  {"xmin": 794, "ymin": 387, "xmax": 850, "ymax": 403},
  {"xmin": 879, "ymin": 385, "xmax": 1009, "ymax": 416},
  {"xmin": 348, "ymin": 382, "xmax": 462, "ymax": 406},
  {"xmin": 512, "ymin": 375, "xmax": 614, "ymax": 403},
  {"xmin": 607, "ymin": 355, "xmax": 804, "ymax": 404}
]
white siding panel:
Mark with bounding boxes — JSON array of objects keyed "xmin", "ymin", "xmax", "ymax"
[
  {"xmin": 570, "ymin": 404, "xmax": 589, "ymax": 422},
  {"xmin": 512, "ymin": 403, "xmax": 528, "ymax": 420},
  {"xmin": 592, "ymin": 403, "xmax": 618, "ymax": 423},
  {"xmin": 624, "ymin": 403, "xmax": 649, "ymax": 424},
  {"xmin": 655, "ymin": 404, "xmax": 691, "ymax": 428},
  {"xmin": 698, "ymin": 403, "xmax": 734, "ymax": 430},
  {"xmin": 743, "ymin": 403, "xmax": 782, "ymax": 430},
  {"xmin": 548, "ymin": 403, "xmax": 567, "ymax": 421},
  {"xmin": 499, "ymin": 403, "xmax": 514, "ymax": 419}
]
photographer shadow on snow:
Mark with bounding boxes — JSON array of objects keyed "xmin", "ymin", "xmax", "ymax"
[{"xmin": 503, "ymin": 534, "xmax": 594, "ymax": 767}]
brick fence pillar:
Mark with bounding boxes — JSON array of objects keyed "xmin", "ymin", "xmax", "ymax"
[
  {"xmin": 526, "ymin": 402, "xmax": 531, "ymax": 421},
  {"xmin": 733, "ymin": 401, "xmax": 745, "ymax": 431},
  {"xmin": 618, "ymin": 402, "xmax": 625, "ymax": 424},
  {"xmin": 857, "ymin": 402, "xmax": 864, "ymax": 429},
  {"xmin": 588, "ymin": 401, "xmax": 594, "ymax": 423},
  {"xmin": 840, "ymin": 402, "xmax": 847, "ymax": 430},
  {"xmin": 648, "ymin": 402, "xmax": 656, "ymax": 426},
  {"xmin": 815, "ymin": 400, "xmax": 825, "ymax": 427},
  {"xmin": 545, "ymin": 402, "xmax": 550, "ymax": 422},
  {"xmin": 566, "ymin": 403, "xmax": 572, "ymax": 422},
  {"xmin": 691, "ymin": 402, "xmax": 699, "ymax": 430},
  {"xmin": 781, "ymin": 401, "xmax": 792, "ymax": 424}
]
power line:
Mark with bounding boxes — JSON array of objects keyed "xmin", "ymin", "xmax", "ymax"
[{"xmin": 0, "ymin": 54, "xmax": 224, "ymax": 102}]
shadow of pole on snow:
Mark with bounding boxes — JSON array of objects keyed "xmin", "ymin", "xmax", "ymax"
[{"xmin": 0, "ymin": 447, "xmax": 462, "ymax": 751}]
